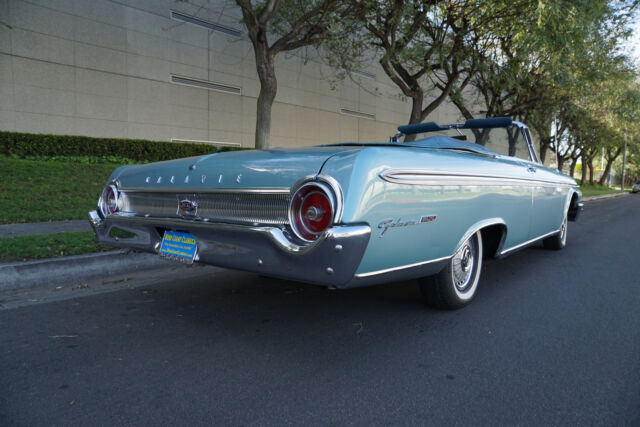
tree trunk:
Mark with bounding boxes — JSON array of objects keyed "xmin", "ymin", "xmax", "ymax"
[
  {"xmin": 557, "ymin": 155, "xmax": 565, "ymax": 173},
  {"xmin": 598, "ymin": 160, "xmax": 613, "ymax": 186},
  {"xmin": 253, "ymin": 48, "xmax": 277, "ymax": 150},
  {"xmin": 403, "ymin": 93, "xmax": 424, "ymax": 142},
  {"xmin": 588, "ymin": 159, "xmax": 595, "ymax": 186},
  {"xmin": 598, "ymin": 148, "xmax": 622, "ymax": 186},
  {"xmin": 539, "ymin": 141, "xmax": 548, "ymax": 164},
  {"xmin": 580, "ymin": 153, "xmax": 587, "ymax": 184},
  {"xmin": 255, "ymin": 80, "xmax": 277, "ymax": 150},
  {"xmin": 569, "ymin": 158, "xmax": 577, "ymax": 178},
  {"xmin": 471, "ymin": 128, "xmax": 491, "ymax": 146},
  {"xmin": 507, "ymin": 127, "xmax": 517, "ymax": 156}
]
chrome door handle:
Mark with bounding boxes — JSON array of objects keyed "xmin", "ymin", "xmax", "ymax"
[{"xmin": 527, "ymin": 166, "xmax": 537, "ymax": 173}]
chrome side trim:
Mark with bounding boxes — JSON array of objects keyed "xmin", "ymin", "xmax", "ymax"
[
  {"xmin": 355, "ymin": 218, "xmax": 506, "ymax": 279},
  {"xmin": 379, "ymin": 168, "xmax": 574, "ymax": 188},
  {"xmin": 500, "ymin": 229, "xmax": 559, "ymax": 256},
  {"xmin": 354, "ymin": 255, "xmax": 452, "ymax": 278},
  {"xmin": 119, "ymin": 187, "xmax": 290, "ymax": 194}
]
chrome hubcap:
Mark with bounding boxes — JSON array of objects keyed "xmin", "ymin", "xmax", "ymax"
[
  {"xmin": 560, "ymin": 217, "xmax": 567, "ymax": 242},
  {"xmin": 452, "ymin": 242, "xmax": 475, "ymax": 292}
]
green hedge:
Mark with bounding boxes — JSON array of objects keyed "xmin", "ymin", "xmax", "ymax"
[{"xmin": 0, "ymin": 131, "xmax": 247, "ymax": 162}]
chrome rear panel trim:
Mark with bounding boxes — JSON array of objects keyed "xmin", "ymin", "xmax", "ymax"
[{"xmin": 119, "ymin": 190, "xmax": 291, "ymax": 225}]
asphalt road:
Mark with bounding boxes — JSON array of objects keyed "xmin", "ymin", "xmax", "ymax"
[{"xmin": 1, "ymin": 195, "xmax": 639, "ymax": 426}]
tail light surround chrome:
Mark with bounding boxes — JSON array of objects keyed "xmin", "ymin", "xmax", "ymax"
[
  {"xmin": 99, "ymin": 184, "xmax": 120, "ymax": 217},
  {"xmin": 289, "ymin": 179, "xmax": 340, "ymax": 242}
]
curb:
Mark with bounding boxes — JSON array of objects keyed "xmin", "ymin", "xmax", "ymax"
[
  {"xmin": 582, "ymin": 192, "xmax": 630, "ymax": 202},
  {"xmin": 0, "ymin": 250, "xmax": 178, "ymax": 292}
]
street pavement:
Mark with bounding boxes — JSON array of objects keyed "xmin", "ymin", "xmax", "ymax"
[{"xmin": 1, "ymin": 195, "xmax": 639, "ymax": 425}]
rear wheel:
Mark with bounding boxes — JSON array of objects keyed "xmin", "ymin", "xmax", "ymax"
[
  {"xmin": 543, "ymin": 214, "xmax": 567, "ymax": 250},
  {"xmin": 419, "ymin": 231, "xmax": 483, "ymax": 310}
]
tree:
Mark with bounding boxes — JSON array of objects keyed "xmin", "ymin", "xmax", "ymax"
[
  {"xmin": 235, "ymin": 0, "xmax": 358, "ymax": 149},
  {"xmin": 448, "ymin": 0, "xmax": 638, "ymax": 164},
  {"xmin": 573, "ymin": 64, "xmax": 640, "ymax": 185},
  {"xmin": 447, "ymin": 0, "xmax": 555, "ymax": 145},
  {"xmin": 327, "ymin": 0, "xmax": 494, "ymax": 141},
  {"xmin": 624, "ymin": 132, "xmax": 640, "ymax": 184},
  {"xmin": 603, "ymin": 78, "xmax": 640, "ymax": 185}
]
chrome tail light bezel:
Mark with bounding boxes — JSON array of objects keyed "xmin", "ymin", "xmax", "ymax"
[
  {"xmin": 288, "ymin": 177, "xmax": 343, "ymax": 243},
  {"xmin": 99, "ymin": 184, "xmax": 120, "ymax": 217}
]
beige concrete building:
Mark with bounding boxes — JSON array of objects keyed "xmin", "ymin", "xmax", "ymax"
[{"xmin": 0, "ymin": 0, "xmax": 466, "ymax": 148}]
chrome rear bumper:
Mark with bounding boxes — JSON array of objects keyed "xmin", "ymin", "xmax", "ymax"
[{"xmin": 88, "ymin": 211, "xmax": 370, "ymax": 287}]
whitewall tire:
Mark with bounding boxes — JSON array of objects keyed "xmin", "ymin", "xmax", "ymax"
[{"xmin": 419, "ymin": 231, "xmax": 483, "ymax": 310}]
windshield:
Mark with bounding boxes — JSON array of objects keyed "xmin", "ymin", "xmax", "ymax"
[{"xmin": 411, "ymin": 126, "xmax": 531, "ymax": 161}]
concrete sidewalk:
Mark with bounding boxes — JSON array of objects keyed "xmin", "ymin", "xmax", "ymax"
[{"xmin": 0, "ymin": 220, "xmax": 91, "ymax": 238}]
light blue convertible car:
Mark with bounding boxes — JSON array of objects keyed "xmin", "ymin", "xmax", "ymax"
[{"xmin": 89, "ymin": 117, "xmax": 583, "ymax": 309}]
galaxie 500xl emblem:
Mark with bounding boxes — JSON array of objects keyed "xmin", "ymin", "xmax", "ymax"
[
  {"xmin": 177, "ymin": 199, "xmax": 198, "ymax": 217},
  {"xmin": 378, "ymin": 215, "xmax": 436, "ymax": 237}
]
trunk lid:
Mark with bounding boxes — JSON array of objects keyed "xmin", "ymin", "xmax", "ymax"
[{"xmin": 112, "ymin": 147, "xmax": 360, "ymax": 190}]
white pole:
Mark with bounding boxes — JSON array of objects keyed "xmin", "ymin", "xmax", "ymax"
[
  {"xmin": 554, "ymin": 117, "xmax": 559, "ymax": 169},
  {"xmin": 621, "ymin": 128, "xmax": 627, "ymax": 191}
]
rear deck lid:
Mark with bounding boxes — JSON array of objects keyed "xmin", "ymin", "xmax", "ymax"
[{"xmin": 112, "ymin": 147, "xmax": 360, "ymax": 190}]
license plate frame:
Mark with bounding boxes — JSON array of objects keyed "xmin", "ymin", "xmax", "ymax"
[{"xmin": 158, "ymin": 230, "xmax": 198, "ymax": 264}]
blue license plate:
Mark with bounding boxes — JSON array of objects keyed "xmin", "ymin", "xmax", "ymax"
[{"xmin": 159, "ymin": 231, "xmax": 198, "ymax": 264}]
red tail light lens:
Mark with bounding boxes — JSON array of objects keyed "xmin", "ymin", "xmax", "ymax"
[
  {"xmin": 99, "ymin": 185, "xmax": 119, "ymax": 217},
  {"xmin": 289, "ymin": 182, "xmax": 335, "ymax": 242}
]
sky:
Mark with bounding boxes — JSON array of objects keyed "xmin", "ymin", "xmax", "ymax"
[{"xmin": 627, "ymin": 19, "xmax": 640, "ymax": 66}]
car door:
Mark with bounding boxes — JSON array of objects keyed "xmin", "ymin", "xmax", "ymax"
[
  {"xmin": 518, "ymin": 127, "xmax": 568, "ymax": 238},
  {"xmin": 528, "ymin": 164, "xmax": 569, "ymax": 238},
  {"xmin": 481, "ymin": 125, "xmax": 535, "ymax": 247}
]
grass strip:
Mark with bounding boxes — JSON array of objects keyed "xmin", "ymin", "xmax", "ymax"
[
  {"xmin": 579, "ymin": 184, "xmax": 623, "ymax": 197},
  {"xmin": 0, "ymin": 231, "xmax": 111, "ymax": 262},
  {"xmin": 580, "ymin": 189, "xmax": 622, "ymax": 197},
  {"xmin": 0, "ymin": 156, "xmax": 121, "ymax": 224}
]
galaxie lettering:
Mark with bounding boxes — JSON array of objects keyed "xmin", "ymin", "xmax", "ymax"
[{"xmin": 378, "ymin": 215, "xmax": 436, "ymax": 237}]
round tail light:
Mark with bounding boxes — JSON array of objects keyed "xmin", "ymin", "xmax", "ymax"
[
  {"xmin": 289, "ymin": 182, "xmax": 335, "ymax": 242},
  {"xmin": 99, "ymin": 185, "xmax": 119, "ymax": 217}
]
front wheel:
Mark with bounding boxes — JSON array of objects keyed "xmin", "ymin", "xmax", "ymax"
[
  {"xmin": 543, "ymin": 214, "xmax": 567, "ymax": 250},
  {"xmin": 419, "ymin": 231, "xmax": 483, "ymax": 310}
]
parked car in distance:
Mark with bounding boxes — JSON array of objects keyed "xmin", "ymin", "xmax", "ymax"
[
  {"xmin": 89, "ymin": 117, "xmax": 583, "ymax": 309},
  {"xmin": 632, "ymin": 181, "xmax": 640, "ymax": 193}
]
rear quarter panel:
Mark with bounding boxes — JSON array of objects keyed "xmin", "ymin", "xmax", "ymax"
[{"xmin": 320, "ymin": 147, "xmax": 537, "ymax": 276}]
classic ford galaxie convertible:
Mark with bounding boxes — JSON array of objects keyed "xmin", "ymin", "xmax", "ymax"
[{"xmin": 89, "ymin": 117, "xmax": 583, "ymax": 309}]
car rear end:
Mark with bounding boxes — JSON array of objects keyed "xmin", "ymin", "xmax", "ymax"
[{"xmin": 88, "ymin": 148, "xmax": 371, "ymax": 287}]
